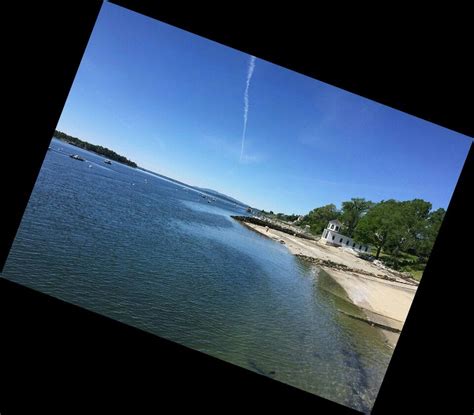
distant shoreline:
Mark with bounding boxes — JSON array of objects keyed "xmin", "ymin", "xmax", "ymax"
[
  {"xmin": 53, "ymin": 130, "xmax": 138, "ymax": 168},
  {"xmin": 52, "ymin": 132, "xmax": 251, "ymax": 208}
]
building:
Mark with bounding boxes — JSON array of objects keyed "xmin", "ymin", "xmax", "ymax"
[
  {"xmin": 293, "ymin": 215, "xmax": 305, "ymax": 224},
  {"xmin": 321, "ymin": 220, "xmax": 371, "ymax": 253}
]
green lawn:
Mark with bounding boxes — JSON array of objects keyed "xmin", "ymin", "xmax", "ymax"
[
  {"xmin": 370, "ymin": 248, "xmax": 418, "ymax": 261},
  {"xmin": 369, "ymin": 247, "xmax": 425, "ymax": 281},
  {"xmin": 408, "ymin": 270, "xmax": 424, "ymax": 281}
]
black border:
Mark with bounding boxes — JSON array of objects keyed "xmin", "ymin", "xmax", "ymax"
[{"xmin": 2, "ymin": 2, "xmax": 473, "ymax": 413}]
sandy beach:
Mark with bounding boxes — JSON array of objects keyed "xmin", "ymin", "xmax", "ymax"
[{"xmin": 238, "ymin": 220, "xmax": 419, "ymax": 348}]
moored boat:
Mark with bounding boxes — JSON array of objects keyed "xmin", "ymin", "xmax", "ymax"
[{"xmin": 70, "ymin": 154, "xmax": 85, "ymax": 161}]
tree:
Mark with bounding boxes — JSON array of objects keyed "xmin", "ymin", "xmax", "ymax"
[
  {"xmin": 53, "ymin": 130, "xmax": 138, "ymax": 168},
  {"xmin": 340, "ymin": 198, "xmax": 374, "ymax": 237},
  {"xmin": 416, "ymin": 207, "xmax": 446, "ymax": 259},
  {"xmin": 354, "ymin": 200, "xmax": 404, "ymax": 259},
  {"xmin": 355, "ymin": 198, "xmax": 440, "ymax": 262},
  {"xmin": 392, "ymin": 199, "xmax": 432, "ymax": 256},
  {"xmin": 299, "ymin": 204, "xmax": 340, "ymax": 235}
]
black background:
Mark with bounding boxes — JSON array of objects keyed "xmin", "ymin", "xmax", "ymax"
[{"xmin": 2, "ymin": 2, "xmax": 473, "ymax": 413}]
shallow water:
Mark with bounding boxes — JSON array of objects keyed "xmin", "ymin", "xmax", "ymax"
[{"xmin": 2, "ymin": 138, "xmax": 392, "ymax": 412}]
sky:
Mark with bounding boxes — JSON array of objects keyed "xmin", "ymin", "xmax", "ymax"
[{"xmin": 56, "ymin": 2, "xmax": 472, "ymax": 214}]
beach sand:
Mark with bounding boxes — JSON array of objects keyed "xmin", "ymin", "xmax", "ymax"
[{"xmin": 240, "ymin": 221, "xmax": 418, "ymax": 348}]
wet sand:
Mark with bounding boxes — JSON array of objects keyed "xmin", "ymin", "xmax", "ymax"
[{"xmin": 239, "ymin": 221, "xmax": 418, "ymax": 348}]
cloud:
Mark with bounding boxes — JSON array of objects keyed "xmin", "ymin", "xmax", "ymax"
[
  {"xmin": 240, "ymin": 56, "xmax": 256, "ymax": 162},
  {"xmin": 239, "ymin": 153, "xmax": 264, "ymax": 164},
  {"xmin": 201, "ymin": 134, "xmax": 264, "ymax": 164}
]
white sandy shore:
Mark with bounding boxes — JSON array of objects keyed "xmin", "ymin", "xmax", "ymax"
[{"xmin": 240, "ymin": 222, "xmax": 418, "ymax": 347}]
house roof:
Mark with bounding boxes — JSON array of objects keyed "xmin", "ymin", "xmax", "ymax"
[{"xmin": 328, "ymin": 219, "xmax": 342, "ymax": 225}]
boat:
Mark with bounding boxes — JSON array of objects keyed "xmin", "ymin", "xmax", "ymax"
[
  {"xmin": 104, "ymin": 159, "xmax": 112, "ymax": 165},
  {"xmin": 69, "ymin": 154, "xmax": 85, "ymax": 161}
]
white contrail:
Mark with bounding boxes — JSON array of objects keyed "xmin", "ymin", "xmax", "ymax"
[{"xmin": 240, "ymin": 55, "xmax": 256, "ymax": 161}]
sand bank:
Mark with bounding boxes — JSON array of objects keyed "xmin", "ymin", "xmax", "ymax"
[{"xmin": 238, "ymin": 221, "xmax": 418, "ymax": 347}]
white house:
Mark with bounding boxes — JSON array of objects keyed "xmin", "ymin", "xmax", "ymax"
[{"xmin": 321, "ymin": 220, "xmax": 371, "ymax": 254}]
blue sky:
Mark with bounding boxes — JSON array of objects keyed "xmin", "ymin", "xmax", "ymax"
[{"xmin": 56, "ymin": 2, "xmax": 472, "ymax": 214}]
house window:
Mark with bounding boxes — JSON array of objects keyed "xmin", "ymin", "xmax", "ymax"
[
  {"xmin": 339, "ymin": 238, "xmax": 343, "ymax": 243},
  {"xmin": 365, "ymin": 246, "xmax": 368, "ymax": 252},
  {"xmin": 324, "ymin": 231, "xmax": 328, "ymax": 238},
  {"xmin": 332, "ymin": 235, "xmax": 335, "ymax": 241},
  {"xmin": 353, "ymin": 242, "xmax": 356, "ymax": 247},
  {"xmin": 346, "ymin": 240, "xmax": 349, "ymax": 245},
  {"xmin": 335, "ymin": 226, "xmax": 339, "ymax": 231}
]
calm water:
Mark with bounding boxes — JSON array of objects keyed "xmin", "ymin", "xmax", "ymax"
[{"xmin": 2, "ymin": 138, "xmax": 392, "ymax": 412}]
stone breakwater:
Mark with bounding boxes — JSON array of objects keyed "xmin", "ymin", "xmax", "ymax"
[
  {"xmin": 295, "ymin": 254, "xmax": 418, "ymax": 287},
  {"xmin": 231, "ymin": 215, "xmax": 317, "ymax": 241}
]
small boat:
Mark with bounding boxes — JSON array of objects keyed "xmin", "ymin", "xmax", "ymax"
[
  {"xmin": 70, "ymin": 154, "xmax": 85, "ymax": 161},
  {"xmin": 104, "ymin": 159, "xmax": 112, "ymax": 165}
]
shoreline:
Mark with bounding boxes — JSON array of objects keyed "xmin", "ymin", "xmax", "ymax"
[{"xmin": 236, "ymin": 219, "xmax": 418, "ymax": 348}]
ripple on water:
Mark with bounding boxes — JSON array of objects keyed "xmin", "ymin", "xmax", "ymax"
[{"xmin": 2, "ymin": 141, "xmax": 393, "ymax": 412}]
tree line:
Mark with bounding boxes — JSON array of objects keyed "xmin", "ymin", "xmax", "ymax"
[
  {"xmin": 53, "ymin": 130, "xmax": 138, "ymax": 168},
  {"xmin": 267, "ymin": 197, "xmax": 445, "ymax": 267}
]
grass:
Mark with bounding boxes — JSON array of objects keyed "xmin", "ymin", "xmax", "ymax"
[
  {"xmin": 408, "ymin": 270, "xmax": 424, "ymax": 281},
  {"xmin": 369, "ymin": 247, "xmax": 425, "ymax": 281},
  {"xmin": 371, "ymin": 248, "xmax": 418, "ymax": 262}
]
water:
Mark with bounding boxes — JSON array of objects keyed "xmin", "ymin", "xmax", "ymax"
[{"xmin": 2, "ymin": 138, "xmax": 392, "ymax": 412}]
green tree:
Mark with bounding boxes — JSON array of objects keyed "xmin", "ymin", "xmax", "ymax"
[
  {"xmin": 53, "ymin": 130, "xmax": 138, "ymax": 168},
  {"xmin": 340, "ymin": 198, "xmax": 374, "ymax": 237},
  {"xmin": 354, "ymin": 200, "xmax": 404, "ymax": 259},
  {"xmin": 299, "ymin": 204, "xmax": 340, "ymax": 235},
  {"xmin": 416, "ymin": 207, "xmax": 445, "ymax": 259},
  {"xmin": 355, "ymin": 198, "xmax": 439, "ymax": 262},
  {"xmin": 392, "ymin": 199, "xmax": 432, "ymax": 256}
]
